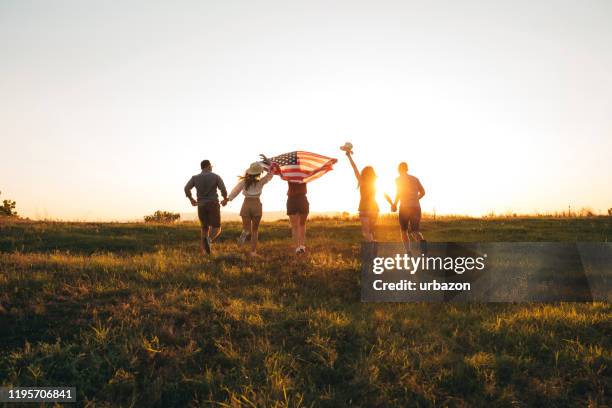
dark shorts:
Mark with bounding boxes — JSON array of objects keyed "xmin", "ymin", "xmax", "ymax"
[
  {"xmin": 287, "ymin": 195, "xmax": 309, "ymax": 215},
  {"xmin": 197, "ymin": 201, "xmax": 221, "ymax": 228},
  {"xmin": 399, "ymin": 206, "xmax": 421, "ymax": 232}
]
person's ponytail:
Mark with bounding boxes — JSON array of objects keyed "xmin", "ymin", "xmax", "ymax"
[{"xmin": 240, "ymin": 173, "xmax": 259, "ymax": 190}]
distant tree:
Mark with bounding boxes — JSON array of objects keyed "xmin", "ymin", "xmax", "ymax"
[
  {"xmin": 608, "ymin": 208, "xmax": 612, "ymax": 217},
  {"xmin": 144, "ymin": 210, "xmax": 180, "ymax": 224},
  {"xmin": 0, "ymin": 191, "xmax": 18, "ymax": 217}
]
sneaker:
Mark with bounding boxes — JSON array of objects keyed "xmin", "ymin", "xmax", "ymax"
[
  {"xmin": 238, "ymin": 230, "xmax": 249, "ymax": 245},
  {"xmin": 203, "ymin": 236, "xmax": 211, "ymax": 254}
]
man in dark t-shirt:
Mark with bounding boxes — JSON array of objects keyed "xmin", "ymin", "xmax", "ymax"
[
  {"xmin": 184, "ymin": 159, "xmax": 228, "ymax": 255},
  {"xmin": 392, "ymin": 162, "xmax": 427, "ymax": 253}
]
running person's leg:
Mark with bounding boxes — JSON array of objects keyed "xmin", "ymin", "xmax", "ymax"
[
  {"xmin": 359, "ymin": 215, "xmax": 373, "ymax": 241},
  {"xmin": 209, "ymin": 226, "xmax": 221, "ymax": 241},
  {"xmin": 369, "ymin": 212, "xmax": 378, "ymax": 241},
  {"xmin": 206, "ymin": 201, "xmax": 222, "ymax": 253},
  {"xmin": 407, "ymin": 207, "xmax": 427, "ymax": 254},
  {"xmin": 398, "ymin": 208, "xmax": 411, "ymax": 251},
  {"xmin": 198, "ymin": 204, "xmax": 211, "ymax": 254},
  {"xmin": 200, "ymin": 226, "xmax": 210, "ymax": 254},
  {"xmin": 239, "ymin": 216, "xmax": 250, "ymax": 244},
  {"xmin": 407, "ymin": 206, "xmax": 422, "ymax": 241},
  {"xmin": 287, "ymin": 195, "xmax": 308, "ymax": 253},
  {"xmin": 250, "ymin": 216, "xmax": 262, "ymax": 255},
  {"xmin": 289, "ymin": 215, "xmax": 300, "ymax": 249},
  {"xmin": 239, "ymin": 198, "xmax": 258, "ymax": 244},
  {"xmin": 400, "ymin": 230, "xmax": 410, "ymax": 251},
  {"xmin": 297, "ymin": 195, "xmax": 309, "ymax": 251},
  {"xmin": 410, "ymin": 231, "xmax": 424, "ymax": 241},
  {"xmin": 298, "ymin": 212, "xmax": 308, "ymax": 249}
]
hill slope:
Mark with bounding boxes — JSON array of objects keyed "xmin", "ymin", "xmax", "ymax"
[{"xmin": 0, "ymin": 218, "xmax": 610, "ymax": 406}]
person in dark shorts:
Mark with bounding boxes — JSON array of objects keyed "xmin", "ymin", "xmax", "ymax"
[
  {"xmin": 391, "ymin": 162, "xmax": 426, "ymax": 252},
  {"xmin": 287, "ymin": 181, "xmax": 309, "ymax": 254},
  {"xmin": 184, "ymin": 159, "xmax": 228, "ymax": 255},
  {"xmin": 342, "ymin": 143, "xmax": 379, "ymax": 241}
]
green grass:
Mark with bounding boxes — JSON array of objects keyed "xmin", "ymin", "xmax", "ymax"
[{"xmin": 0, "ymin": 217, "xmax": 610, "ymax": 407}]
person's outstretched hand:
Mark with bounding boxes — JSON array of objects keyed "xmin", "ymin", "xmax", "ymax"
[
  {"xmin": 221, "ymin": 198, "xmax": 229, "ymax": 207},
  {"xmin": 269, "ymin": 162, "xmax": 279, "ymax": 172},
  {"xmin": 259, "ymin": 154, "xmax": 270, "ymax": 164}
]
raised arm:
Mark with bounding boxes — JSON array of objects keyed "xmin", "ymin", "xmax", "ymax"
[
  {"xmin": 344, "ymin": 152, "xmax": 361, "ymax": 183},
  {"xmin": 260, "ymin": 171, "xmax": 274, "ymax": 185},
  {"xmin": 259, "ymin": 154, "xmax": 271, "ymax": 166}
]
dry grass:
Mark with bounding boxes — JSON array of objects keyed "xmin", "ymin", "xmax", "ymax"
[{"xmin": 0, "ymin": 218, "xmax": 610, "ymax": 407}]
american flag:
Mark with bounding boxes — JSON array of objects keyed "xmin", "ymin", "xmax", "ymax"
[{"xmin": 264, "ymin": 151, "xmax": 337, "ymax": 183}]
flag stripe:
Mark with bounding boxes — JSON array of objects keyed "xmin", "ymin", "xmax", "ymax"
[
  {"xmin": 296, "ymin": 150, "xmax": 328, "ymax": 160},
  {"xmin": 283, "ymin": 162, "xmax": 320, "ymax": 171},
  {"xmin": 297, "ymin": 158, "xmax": 330, "ymax": 167},
  {"xmin": 266, "ymin": 151, "xmax": 337, "ymax": 183}
]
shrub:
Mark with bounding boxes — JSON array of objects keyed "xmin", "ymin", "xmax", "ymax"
[
  {"xmin": 144, "ymin": 210, "xmax": 180, "ymax": 224},
  {"xmin": 0, "ymin": 191, "xmax": 18, "ymax": 217}
]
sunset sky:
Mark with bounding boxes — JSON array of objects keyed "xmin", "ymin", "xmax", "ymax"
[{"xmin": 1, "ymin": 0, "xmax": 611, "ymax": 220}]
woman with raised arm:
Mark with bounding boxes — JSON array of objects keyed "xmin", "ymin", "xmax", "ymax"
[
  {"xmin": 341, "ymin": 142, "xmax": 379, "ymax": 241},
  {"xmin": 223, "ymin": 162, "xmax": 274, "ymax": 257}
]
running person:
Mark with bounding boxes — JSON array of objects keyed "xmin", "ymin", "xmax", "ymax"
[
  {"xmin": 286, "ymin": 181, "xmax": 309, "ymax": 254},
  {"xmin": 392, "ymin": 162, "xmax": 427, "ymax": 252},
  {"xmin": 259, "ymin": 151, "xmax": 337, "ymax": 255},
  {"xmin": 224, "ymin": 162, "xmax": 274, "ymax": 256},
  {"xmin": 184, "ymin": 159, "xmax": 228, "ymax": 255},
  {"xmin": 342, "ymin": 144, "xmax": 378, "ymax": 241}
]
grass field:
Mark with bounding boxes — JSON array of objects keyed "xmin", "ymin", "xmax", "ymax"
[{"xmin": 0, "ymin": 217, "xmax": 610, "ymax": 407}]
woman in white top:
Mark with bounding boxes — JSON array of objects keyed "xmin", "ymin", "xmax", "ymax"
[{"xmin": 223, "ymin": 162, "xmax": 274, "ymax": 256}]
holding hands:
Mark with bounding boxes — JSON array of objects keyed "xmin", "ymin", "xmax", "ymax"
[{"xmin": 384, "ymin": 193, "xmax": 397, "ymax": 212}]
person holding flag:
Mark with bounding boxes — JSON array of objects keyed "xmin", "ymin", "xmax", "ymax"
[{"xmin": 260, "ymin": 151, "xmax": 337, "ymax": 254}]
